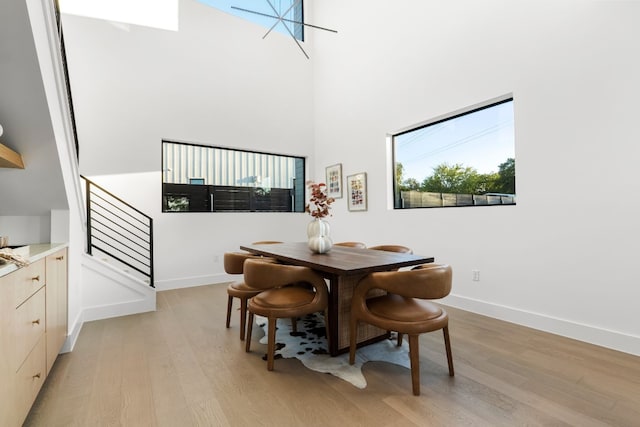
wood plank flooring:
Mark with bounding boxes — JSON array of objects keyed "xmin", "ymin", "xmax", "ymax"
[{"xmin": 24, "ymin": 283, "xmax": 640, "ymax": 426}]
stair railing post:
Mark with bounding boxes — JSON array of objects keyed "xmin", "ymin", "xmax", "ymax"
[
  {"xmin": 149, "ymin": 218, "xmax": 154, "ymax": 287},
  {"xmin": 85, "ymin": 178, "xmax": 92, "ymax": 255}
]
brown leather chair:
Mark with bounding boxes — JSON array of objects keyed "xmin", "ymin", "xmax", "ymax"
[
  {"xmin": 225, "ymin": 241, "xmax": 284, "ymax": 340},
  {"xmin": 349, "ymin": 264, "xmax": 454, "ymax": 395},
  {"xmin": 244, "ymin": 258, "xmax": 329, "ymax": 371},
  {"xmin": 225, "ymin": 251, "xmax": 267, "ymax": 340},
  {"xmin": 368, "ymin": 244, "xmax": 413, "ymax": 254},
  {"xmin": 368, "ymin": 245, "xmax": 413, "ymax": 275},
  {"xmin": 334, "ymin": 241, "xmax": 367, "ymax": 249}
]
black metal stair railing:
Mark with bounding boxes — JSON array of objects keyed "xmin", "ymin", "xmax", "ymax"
[{"xmin": 82, "ymin": 176, "xmax": 154, "ymax": 287}]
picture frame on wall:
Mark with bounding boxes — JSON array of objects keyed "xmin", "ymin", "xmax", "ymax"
[
  {"xmin": 347, "ymin": 172, "xmax": 367, "ymax": 211},
  {"xmin": 325, "ymin": 163, "xmax": 343, "ymax": 199}
]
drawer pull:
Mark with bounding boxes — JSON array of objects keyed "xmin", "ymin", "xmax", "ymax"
[
  {"xmin": 32, "ymin": 319, "xmax": 40, "ymax": 325},
  {"xmin": 56, "ymin": 256, "xmax": 64, "ymax": 261},
  {"xmin": 32, "ymin": 373, "xmax": 41, "ymax": 379},
  {"xmin": 31, "ymin": 275, "xmax": 40, "ymax": 282}
]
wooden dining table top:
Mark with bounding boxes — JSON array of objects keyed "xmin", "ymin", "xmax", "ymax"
[{"xmin": 239, "ymin": 242, "xmax": 434, "ymax": 276}]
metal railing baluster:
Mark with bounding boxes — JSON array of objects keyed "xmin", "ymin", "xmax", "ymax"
[{"xmin": 81, "ymin": 176, "xmax": 154, "ymax": 287}]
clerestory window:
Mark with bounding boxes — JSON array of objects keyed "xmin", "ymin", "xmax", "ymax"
[
  {"xmin": 197, "ymin": 0, "xmax": 304, "ymax": 41},
  {"xmin": 162, "ymin": 140, "xmax": 305, "ymax": 213}
]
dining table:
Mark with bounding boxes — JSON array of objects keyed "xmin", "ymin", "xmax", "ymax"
[{"xmin": 239, "ymin": 242, "xmax": 434, "ymax": 356}]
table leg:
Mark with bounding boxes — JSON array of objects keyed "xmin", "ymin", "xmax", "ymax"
[
  {"xmin": 326, "ymin": 273, "xmax": 387, "ymax": 356},
  {"xmin": 326, "ymin": 274, "xmax": 340, "ymax": 356}
]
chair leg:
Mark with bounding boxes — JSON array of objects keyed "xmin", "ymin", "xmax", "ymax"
[
  {"xmin": 226, "ymin": 295, "xmax": 233, "ymax": 328},
  {"xmin": 397, "ymin": 332, "xmax": 404, "ymax": 346},
  {"xmin": 408, "ymin": 334, "xmax": 421, "ymax": 396},
  {"xmin": 443, "ymin": 326, "xmax": 454, "ymax": 376},
  {"xmin": 291, "ymin": 317, "xmax": 297, "ymax": 333},
  {"xmin": 349, "ymin": 317, "xmax": 358, "ymax": 365},
  {"xmin": 267, "ymin": 317, "xmax": 277, "ymax": 371},
  {"xmin": 245, "ymin": 312, "xmax": 254, "ymax": 352},
  {"xmin": 239, "ymin": 298, "xmax": 248, "ymax": 341}
]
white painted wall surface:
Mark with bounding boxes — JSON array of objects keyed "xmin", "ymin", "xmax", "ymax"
[
  {"xmin": 310, "ymin": 0, "xmax": 640, "ymax": 355},
  {"xmin": 0, "ymin": 215, "xmax": 50, "ymax": 244},
  {"xmin": 0, "ymin": 0, "xmax": 68, "ymax": 218},
  {"xmin": 61, "ymin": 0, "xmax": 314, "ymax": 289}
]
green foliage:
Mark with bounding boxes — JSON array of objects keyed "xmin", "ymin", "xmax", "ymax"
[
  {"xmin": 396, "ymin": 163, "xmax": 420, "ymax": 191},
  {"xmin": 421, "ymin": 163, "xmax": 480, "ymax": 193},
  {"xmin": 403, "ymin": 178, "xmax": 421, "ymax": 191},
  {"xmin": 494, "ymin": 158, "xmax": 516, "ymax": 194},
  {"xmin": 395, "ymin": 162, "xmax": 405, "ymax": 185},
  {"xmin": 396, "ymin": 159, "xmax": 515, "ymax": 195}
]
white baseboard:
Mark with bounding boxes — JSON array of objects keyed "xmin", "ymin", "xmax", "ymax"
[
  {"xmin": 59, "ymin": 296, "xmax": 155, "ymax": 354},
  {"xmin": 154, "ymin": 273, "xmax": 234, "ymax": 291},
  {"xmin": 60, "ymin": 282, "xmax": 639, "ymax": 358},
  {"xmin": 61, "ymin": 311, "xmax": 83, "ymax": 353},
  {"xmin": 61, "ymin": 271, "xmax": 232, "ymax": 354},
  {"xmin": 444, "ymin": 294, "xmax": 640, "ymax": 357},
  {"xmin": 82, "ymin": 297, "xmax": 156, "ymax": 323}
]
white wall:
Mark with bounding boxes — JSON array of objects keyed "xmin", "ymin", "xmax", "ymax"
[
  {"xmin": 61, "ymin": 0, "xmax": 640, "ymax": 355},
  {"xmin": 0, "ymin": 216, "xmax": 50, "ymax": 244},
  {"xmin": 61, "ymin": 0, "xmax": 314, "ymax": 290},
  {"xmin": 0, "ymin": 1, "xmax": 68, "ymax": 218},
  {"xmin": 310, "ymin": 0, "xmax": 640, "ymax": 355}
]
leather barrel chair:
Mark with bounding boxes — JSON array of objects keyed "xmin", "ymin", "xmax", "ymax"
[
  {"xmin": 349, "ymin": 263, "xmax": 454, "ymax": 395},
  {"xmin": 243, "ymin": 258, "xmax": 330, "ymax": 371},
  {"xmin": 224, "ymin": 241, "xmax": 283, "ymax": 340},
  {"xmin": 334, "ymin": 241, "xmax": 367, "ymax": 249},
  {"xmin": 367, "ymin": 244, "xmax": 412, "ymax": 254}
]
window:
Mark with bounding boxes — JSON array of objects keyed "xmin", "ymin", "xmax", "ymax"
[
  {"xmin": 162, "ymin": 141, "xmax": 305, "ymax": 213},
  {"xmin": 197, "ymin": 0, "xmax": 304, "ymax": 41},
  {"xmin": 393, "ymin": 96, "xmax": 515, "ymax": 209},
  {"xmin": 59, "ymin": 0, "xmax": 179, "ymax": 32}
]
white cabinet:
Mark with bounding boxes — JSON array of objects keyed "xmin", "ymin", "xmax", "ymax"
[{"xmin": 0, "ymin": 247, "xmax": 68, "ymax": 427}]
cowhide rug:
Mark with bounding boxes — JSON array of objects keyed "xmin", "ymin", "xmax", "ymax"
[{"xmin": 255, "ymin": 313, "xmax": 410, "ymax": 389}]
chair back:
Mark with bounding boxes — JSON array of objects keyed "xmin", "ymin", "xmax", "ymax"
[
  {"xmin": 224, "ymin": 252, "xmax": 259, "ymax": 275},
  {"xmin": 252, "ymin": 240, "xmax": 283, "ymax": 245},
  {"xmin": 368, "ymin": 244, "xmax": 413, "ymax": 254},
  {"xmin": 334, "ymin": 241, "xmax": 367, "ymax": 249},
  {"xmin": 356, "ymin": 264, "xmax": 452, "ymax": 300},
  {"xmin": 244, "ymin": 258, "xmax": 328, "ymax": 295}
]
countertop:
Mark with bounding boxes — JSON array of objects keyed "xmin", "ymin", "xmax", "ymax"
[{"xmin": 0, "ymin": 243, "xmax": 68, "ymax": 278}]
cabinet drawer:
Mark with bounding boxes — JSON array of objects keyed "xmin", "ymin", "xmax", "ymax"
[
  {"xmin": 12, "ymin": 259, "xmax": 45, "ymax": 307},
  {"xmin": 14, "ymin": 335, "xmax": 46, "ymax": 426},
  {"xmin": 13, "ymin": 287, "xmax": 46, "ymax": 371}
]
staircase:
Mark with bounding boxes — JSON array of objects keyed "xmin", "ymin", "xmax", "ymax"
[{"xmin": 80, "ymin": 176, "xmax": 156, "ymax": 321}]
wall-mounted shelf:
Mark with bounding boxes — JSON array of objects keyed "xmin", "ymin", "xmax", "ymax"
[{"xmin": 0, "ymin": 142, "xmax": 25, "ymax": 168}]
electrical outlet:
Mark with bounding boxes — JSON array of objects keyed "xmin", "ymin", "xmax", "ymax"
[{"xmin": 472, "ymin": 270, "xmax": 480, "ymax": 281}]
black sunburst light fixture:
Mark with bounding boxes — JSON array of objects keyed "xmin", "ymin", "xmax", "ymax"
[{"xmin": 231, "ymin": 0, "xmax": 337, "ymax": 59}]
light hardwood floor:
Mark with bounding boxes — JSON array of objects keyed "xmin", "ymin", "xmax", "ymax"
[{"xmin": 24, "ymin": 283, "xmax": 640, "ymax": 427}]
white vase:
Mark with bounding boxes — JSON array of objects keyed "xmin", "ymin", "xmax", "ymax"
[{"xmin": 307, "ymin": 218, "xmax": 333, "ymax": 254}]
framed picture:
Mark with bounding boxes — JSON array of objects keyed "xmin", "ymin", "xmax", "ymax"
[
  {"xmin": 325, "ymin": 163, "xmax": 343, "ymax": 198},
  {"xmin": 347, "ymin": 172, "xmax": 367, "ymax": 212}
]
